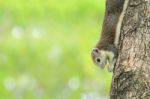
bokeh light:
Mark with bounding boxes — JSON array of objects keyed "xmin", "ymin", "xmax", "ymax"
[{"xmin": 0, "ymin": 0, "xmax": 112, "ymax": 99}]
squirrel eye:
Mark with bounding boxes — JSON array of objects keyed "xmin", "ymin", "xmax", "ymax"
[{"xmin": 96, "ymin": 57, "xmax": 101, "ymax": 63}]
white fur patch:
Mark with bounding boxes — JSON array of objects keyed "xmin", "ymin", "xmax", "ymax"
[
  {"xmin": 114, "ymin": 0, "xmax": 129, "ymax": 47},
  {"xmin": 100, "ymin": 50, "xmax": 114, "ymax": 60},
  {"xmin": 100, "ymin": 50, "xmax": 115, "ymax": 72}
]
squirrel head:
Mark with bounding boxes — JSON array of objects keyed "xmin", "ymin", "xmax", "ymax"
[{"xmin": 91, "ymin": 48, "xmax": 108, "ymax": 69}]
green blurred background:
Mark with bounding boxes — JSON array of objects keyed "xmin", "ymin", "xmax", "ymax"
[{"xmin": 0, "ymin": 0, "xmax": 112, "ymax": 99}]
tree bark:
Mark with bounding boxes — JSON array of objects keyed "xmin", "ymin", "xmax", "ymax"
[{"xmin": 110, "ymin": 0, "xmax": 150, "ymax": 99}]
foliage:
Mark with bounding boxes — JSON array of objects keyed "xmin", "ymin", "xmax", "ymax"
[{"xmin": 0, "ymin": 0, "xmax": 112, "ymax": 99}]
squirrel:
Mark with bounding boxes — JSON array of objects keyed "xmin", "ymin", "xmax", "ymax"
[{"xmin": 91, "ymin": 0, "xmax": 129, "ymax": 72}]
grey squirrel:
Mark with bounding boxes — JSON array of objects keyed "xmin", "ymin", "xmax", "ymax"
[{"xmin": 91, "ymin": 0, "xmax": 129, "ymax": 72}]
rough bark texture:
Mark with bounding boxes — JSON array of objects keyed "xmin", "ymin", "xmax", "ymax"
[{"xmin": 110, "ymin": 0, "xmax": 150, "ymax": 99}]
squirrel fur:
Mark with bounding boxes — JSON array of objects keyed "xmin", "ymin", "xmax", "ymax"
[{"xmin": 91, "ymin": 0, "xmax": 129, "ymax": 72}]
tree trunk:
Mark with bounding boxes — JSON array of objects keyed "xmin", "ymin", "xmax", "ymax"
[{"xmin": 110, "ymin": 0, "xmax": 150, "ymax": 99}]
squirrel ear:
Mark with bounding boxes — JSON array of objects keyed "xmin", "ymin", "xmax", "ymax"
[
  {"xmin": 92, "ymin": 48, "xmax": 99, "ymax": 53},
  {"xmin": 91, "ymin": 48, "xmax": 99, "ymax": 56}
]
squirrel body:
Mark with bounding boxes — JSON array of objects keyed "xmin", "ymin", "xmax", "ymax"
[{"xmin": 91, "ymin": 0, "xmax": 129, "ymax": 72}]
